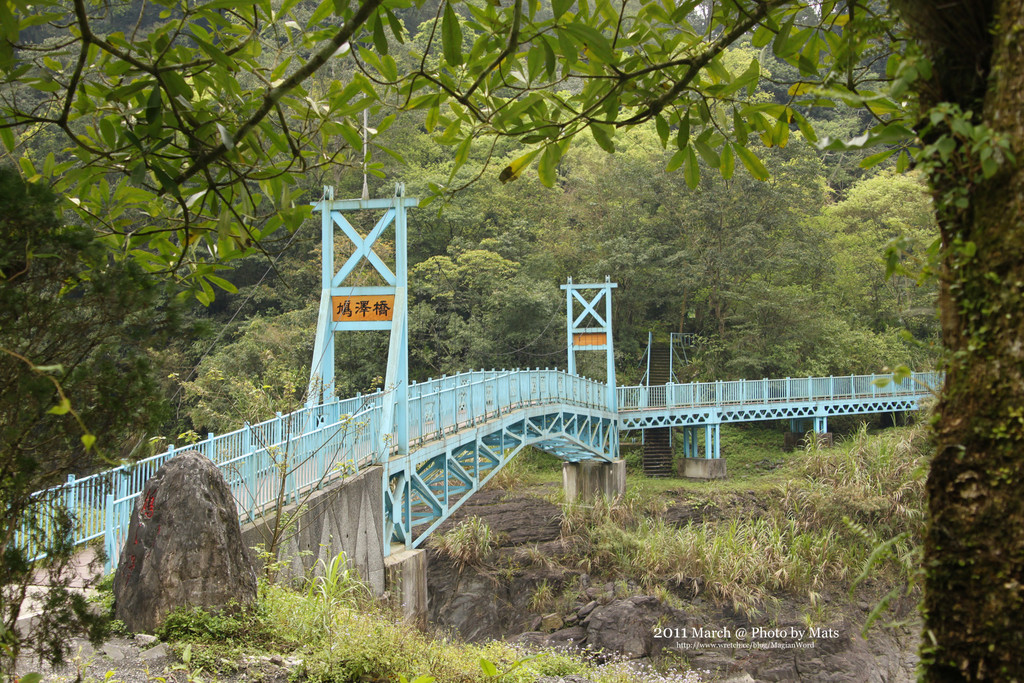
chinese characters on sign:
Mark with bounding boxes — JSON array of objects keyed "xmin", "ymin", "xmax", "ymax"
[{"xmin": 332, "ymin": 295, "xmax": 395, "ymax": 322}]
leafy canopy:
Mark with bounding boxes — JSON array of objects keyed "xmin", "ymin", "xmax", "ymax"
[{"xmin": 1, "ymin": 0, "xmax": 915, "ymax": 300}]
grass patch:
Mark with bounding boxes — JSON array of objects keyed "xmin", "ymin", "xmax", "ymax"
[
  {"xmin": 150, "ymin": 576, "xmax": 706, "ymax": 682},
  {"xmin": 561, "ymin": 422, "xmax": 931, "ymax": 617},
  {"xmin": 428, "ymin": 517, "xmax": 500, "ymax": 570},
  {"xmin": 486, "ymin": 447, "xmax": 563, "ymax": 490}
]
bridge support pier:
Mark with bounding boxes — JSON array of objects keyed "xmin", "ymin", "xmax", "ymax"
[
  {"xmin": 384, "ymin": 546, "xmax": 428, "ymax": 627},
  {"xmin": 784, "ymin": 418, "xmax": 833, "ymax": 451},
  {"xmin": 562, "ymin": 459, "xmax": 626, "ymax": 502},
  {"xmin": 679, "ymin": 423, "xmax": 726, "ymax": 479}
]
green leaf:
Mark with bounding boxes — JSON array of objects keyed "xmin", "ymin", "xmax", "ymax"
[
  {"xmin": 18, "ymin": 155, "xmax": 36, "ymax": 179},
  {"xmin": 48, "ymin": 397, "xmax": 72, "ymax": 415},
  {"xmin": 385, "ymin": 8, "xmax": 405, "ymax": 43},
  {"xmin": 666, "ymin": 148, "xmax": 686, "ymax": 173},
  {"xmin": 654, "ymin": 115, "xmax": 669, "ymax": 148},
  {"xmin": 563, "ymin": 22, "xmax": 614, "ymax": 64},
  {"xmin": 896, "ymin": 149, "xmax": 911, "ymax": 173},
  {"xmin": 537, "ymin": 143, "xmax": 562, "ymax": 187},
  {"xmin": 308, "ymin": 0, "xmax": 334, "ymax": 25},
  {"xmin": 541, "ymin": 36, "xmax": 556, "ymax": 77},
  {"xmin": 32, "ymin": 364, "xmax": 65, "ymax": 374},
  {"xmin": 683, "ymin": 146, "xmax": 699, "ymax": 188},
  {"xmin": 693, "ymin": 139, "xmax": 720, "ymax": 168},
  {"xmin": 479, "ymin": 658, "xmax": 498, "ymax": 677},
  {"xmin": 772, "ymin": 12, "xmax": 798, "ymax": 58},
  {"xmin": 380, "ymin": 55, "xmax": 398, "ymax": 81},
  {"xmin": 17, "ymin": 674, "xmax": 42, "ymax": 683},
  {"xmin": 734, "ymin": 144, "xmax": 769, "ymax": 181},
  {"xmin": 442, "ymin": 3, "xmax": 463, "ymax": 67},
  {"xmin": 676, "ymin": 114, "xmax": 689, "ymax": 149},
  {"xmin": 81, "ymin": 434, "xmax": 97, "ymax": 451},
  {"xmin": 751, "ymin": 23, "xmax": 774, "ymax": 48},
  {"xmin": 552, "ymin": 0, "xmax": 572, "ymax": 18},
  {"xmin": 859, "ymin": 148, "xmax": 896, "ymax": 169},
  {"xmin": 720, "ymin": 143, "xmax": 735, "ymax": 179},
  {"xmin": 205, "ymin": 274, "xmax": 239, "ymax": 293},
  {"xmin": 145, "ymin": 86, "xmax": 162, "ymax": 128},
  {"xmin": 99, "ymin": 118, "xmax": 117, "ymax": 147},
  {"xmin": 498, "ymin": 149, "xmax": 540, "ymax": 183},
  {"xmin": 452, "ymin": 135, "xmax": 472, "ymax": 173},
  {"xmin": 732, "ymin": 58, "xmax": 759, "ymax": 95},
  {"xmin": 194, "ymin": 36, "xmax": 234, "ymax": 71},
  {"xmin": 590, "ymin": 123, "xmax": 614, "ymax": 153},
  {"xmin": 732, "ymin": 108, "xmax": 747, "ymax": 145},
  {"xmin": 163, "ymin": 70, "xmax": 194, "ymax": 100},
  {"xmin": 372, "ymin": 14, "xmax": 389, "ymax": 55},
  {"xmin": 0, "ymin": 126, "xmax": 14, "ymax": 152}
]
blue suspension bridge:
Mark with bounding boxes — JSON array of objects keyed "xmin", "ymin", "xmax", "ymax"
[{"xmin": 21, "ymin": 188, "xmax": 942, "ymax": 573}]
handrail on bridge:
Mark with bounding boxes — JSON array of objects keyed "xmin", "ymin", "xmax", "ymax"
[{"xmin": 617, "ymin": 371, "xmax": 942, "ymax": 410}]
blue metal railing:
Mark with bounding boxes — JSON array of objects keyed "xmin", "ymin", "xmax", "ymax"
[{"xmin": 616, "ymin": 371, "xmax": 943, "ymax": 410}]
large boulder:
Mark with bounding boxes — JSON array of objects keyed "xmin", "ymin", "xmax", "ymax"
[{"xmin": 114, "ymin": 450, "xmax": 257, "ymax": 633}]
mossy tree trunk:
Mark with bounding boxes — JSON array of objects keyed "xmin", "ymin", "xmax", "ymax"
[{"xmin": 904, "ymin": 0, "xmax": 1024, "ymax": 679}]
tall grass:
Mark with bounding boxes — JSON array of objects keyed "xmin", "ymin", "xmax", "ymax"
[
  {"xmin": 561, "ymin": 423, "xmax": 931, "ymax": 615},
  {"xmin": 428, "ymin": 517, "xmax": 498, "ymax": 570},
  {"xmin": 255, "ymin": 580, "xmax": 704, "ymax": 682}
]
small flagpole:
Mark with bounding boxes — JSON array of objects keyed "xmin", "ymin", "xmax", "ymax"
[{"xmin": 361, "ymin": 109, "xmax": 369, "ymax": 201}]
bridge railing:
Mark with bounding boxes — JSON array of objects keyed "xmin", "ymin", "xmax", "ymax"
[
  {"xmin": 617, "ymin": 371, "xmax": 943, "ymax": 410},
  {"xmin": 18, "ymin": 393, "xmax": 381, "ymax": 566},
  {"xmin": 406, "ymin": 368, "xmax": 611, "ymax": 447},
  {"xmin": 22, "ymin": 368, "xmax": 609, "ymax": 566}
]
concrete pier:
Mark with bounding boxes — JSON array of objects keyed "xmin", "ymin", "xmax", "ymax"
[
  {"xmin": 562, "ymin": 459, "xmax": 626, "ymax": 502},
  {"xmin": 385, "ymin": 547, "xmax": 428, "ymax": 626},
  {"xmin": 680, "ymin": 457, "xmax": 728, "ymax": 479}
]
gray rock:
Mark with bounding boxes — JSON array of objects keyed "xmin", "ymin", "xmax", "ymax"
[
  {"xmin": 102, "ymin": 643, "xmax": 125, "ymax": 661},
  {"xmin": 577, "ymin": 600, "xmax": 598, "ymax": 619},
  {"xmin": 140, "ymin": 643, "xmax": 170, "ymax": 661},
  {"xmin": 134, "ymin": 633, "xmax": 158, "ymax": 646},
  {"xmin": 511, "ymin": 631, "xmax": 550, "ymax": 648},
  {"xmin": 582, "ymin": 596, "xmax": 672, "ymax": 659},
  {"xmin": 540, "ymin": 613, "xmax": 564, "ymax": 631},
  {"xmin": 547, "ymin": 626, "xmax": 587, "ymax": 647},
  {"xmin": 113, "ymin": 451, "xmax": 257, "ymax": 633}
]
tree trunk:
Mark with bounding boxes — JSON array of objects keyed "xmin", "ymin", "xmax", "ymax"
[{"xmin": 910, "ymin": 0, "xmax": 1024, "ymax": 679}]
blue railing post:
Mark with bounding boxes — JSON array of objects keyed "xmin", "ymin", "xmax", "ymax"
[
  {"xmin": 244, "ymin": 423, "xmax": 256, "ymax": 519},
  {"xmin": 103, "ymin": 493, "xmax": 115, "ymax": 574},
  {"xmin": 66, "ymin": 474, "xmax": 77, "ymax": 514}
]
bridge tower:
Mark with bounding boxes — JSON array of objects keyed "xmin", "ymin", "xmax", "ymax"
[
  {"xmin": 308, "ymin": 185, "xmax": 417, "ymax": 463},
  {"xmin": 562, "ymin": 276, "xmax": 618, "ymax": 416},
  {"xmin": 561, "ymin": 277, "xmax": 625, "ymax": 500},
  {"xmin": 307, "ymin": 185, "xmax": 428, "ymax": 621}
]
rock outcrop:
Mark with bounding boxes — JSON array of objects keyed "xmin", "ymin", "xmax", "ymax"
[{"xmin": 114, "ymin": 450, "xmax": 257, "ymax": 633}]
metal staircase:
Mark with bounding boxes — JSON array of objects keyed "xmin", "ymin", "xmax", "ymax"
[{"xmin": 642, "ymin": 342, "xmax": 674, "ymax": 477}]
